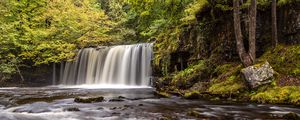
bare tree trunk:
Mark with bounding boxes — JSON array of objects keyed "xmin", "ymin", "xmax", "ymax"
[
  {"xmin": 249, "ymin": 0, "xmax": 257, "ymax": 61},
  {"xmin": 16, "ymin": 64, "xmax": 25, "ymax": 82},
  {"xmin": 272, "ymin": 0, "xmax": 278, "ymax": 48},
  {"xmin": 233, "ymin": 0, "xmax": 253, "ymax": 67}
]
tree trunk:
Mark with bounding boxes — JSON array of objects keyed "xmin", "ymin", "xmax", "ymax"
[
  {"xmin": 249, "ymin": 0, "xmax": 257, "ymax": 61},
  {"xmin": 233, "ymin": 0, "xmax": 253, "ymax": 67},
  {"xmin": 16, "ymin": 64, "xmax": 25, "ymax": 82},
  {"xmin": 272, "ymin": 0, "xmax": 278, "ymax": 48}
]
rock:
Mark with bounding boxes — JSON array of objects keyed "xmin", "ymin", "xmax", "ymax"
[
  {"xmin": 283, "ymin": 112, "xmax": 300, "ymax": 120},
  {"xmin": 109, "ymin": 98, "xmax": 124, "ymax": 102},
  {"xmin": 138, "ymin": 104, "xmax": 143, "ymax": 106},
  {"xmin": 118, "ymin": 96, "xmax": 126, "ymax": 99},
  {"xmin": 241, "ymin": 61, "xmax": 274, "ymax": 88},
  {"xmin": 187, "ymin": 109, "xmax": 202, "ymax": 118},
  {"xmin": 64, "ymin": 107, "xmax": 80, "ymax": 111},
  {"xmin": 74, "ymin": 96, "xmax": 104, "ymax": 103},
  {"xmin": 154, "ymin": 91, "xmax": 171, "ymax": 98},
  {"xmin": 111, "ymin": 112, "xmax": 120, "ymax": 115}
]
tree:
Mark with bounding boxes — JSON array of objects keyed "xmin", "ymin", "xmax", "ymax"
[
  {"xmin": 249, "ymin": 0, "xmax": 257, "ymax": 61},
  {"xmin": 233, "ymin": 0, "xmax": 256, "ymax": 67},
  {"xmin": 272, "ymin": 0, "xmax": 278, "ymax": 48}
]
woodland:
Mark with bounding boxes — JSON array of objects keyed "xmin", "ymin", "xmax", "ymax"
[{"xmin": 0, "ymin": 0, "xmax": 300, "ymax": 108}]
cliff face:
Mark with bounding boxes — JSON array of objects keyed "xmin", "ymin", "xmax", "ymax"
[
  {"xmin": 155, "ymin": 2, "xmax": 300, "ymax": 76},
  {"xmin": 154, "ymin": 2, "xmax": 300, "ymax": 104}
]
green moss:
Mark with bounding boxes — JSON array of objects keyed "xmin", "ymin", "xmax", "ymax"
[
  {"xmin": 170, "ymin": 60, "xmax": 208, "ymax": 89},
  {"xmin": 251, "ymin": 86, "xmax": 300, "ymax": 105},
  {"xmin": 258, "ymin": 45, "xmax": 300, "ymax": 78},
  {"xmin": 213, "ymin": 64, "xmax": 234, "ymax": 76},
  {"xmin": 208, "ymin": 75, "xmax": 245, "ymax": 97},
  {"xmin": 184, "ymin": 90, "xmax": 201, "ymax": 99},
  {"xmin": 207, "ymin": 62, "xmax": 246, "ymax": 97}
]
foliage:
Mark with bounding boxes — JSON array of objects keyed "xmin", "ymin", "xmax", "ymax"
[{"xmin": 0, "ymin": 0, "xmax": 115, "ymax": 77}]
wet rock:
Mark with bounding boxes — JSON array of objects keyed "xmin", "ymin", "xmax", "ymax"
[
  {"xmin": 109, "ymin": 98, "xmax": 124, "ymax": 102},
  {"xmin": 74, "ymin": 96, "xmax": 104, "ymax": 103},
  {"xmin": 138, "ymin": 104, "xmax": 143, "ymax": 106},
  {"xmin": 241, "ymin": 61, "xmax": 274, "ymax": 88},
  {"xmin": 187, "ymin": 109, "xmax": 202, "ymax": 118},
  {"xmin": 118, "ymin": 96, "xmax": 126, "ymax": 99},
  {"xmin": 111, "ymin": 112, "xmax": 121, "ymax": 115},
  {"xmin": 159, "ymin": 117, "xmax": 172, "ymax": 120},
  {"xmin": 283, "ymin": 112, "xmax": 300, "ymax": 120},
  {"xmin": 64, "ymin": 107, "xmax": 80, "ymax": 111},
  {"xmin": 97, "ymin": 107, "xmax": 104, "ymax": 110}
]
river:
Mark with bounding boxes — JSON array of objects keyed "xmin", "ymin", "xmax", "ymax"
[{"xmin": 0, "ymin": 86, "xmax": 299, "ymax": 120}]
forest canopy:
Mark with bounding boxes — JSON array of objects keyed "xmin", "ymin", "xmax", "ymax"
[{"xmin": 0, "ymin": 0, "xmax": 298, "ymax": 78}]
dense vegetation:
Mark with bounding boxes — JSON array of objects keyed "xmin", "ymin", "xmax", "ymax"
[{"xmin": 0, "ymin": 0, "xmax": 299, "ymax": 104}]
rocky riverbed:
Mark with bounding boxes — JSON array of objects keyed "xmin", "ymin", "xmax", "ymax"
[{"xmin": 0, "ymin": 86, "xmax": 299, "ymax": 120}]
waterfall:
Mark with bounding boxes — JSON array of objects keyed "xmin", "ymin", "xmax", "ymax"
[{"xmin": 59, "ymin": 43, "xmax": 153, "ymax": 86}]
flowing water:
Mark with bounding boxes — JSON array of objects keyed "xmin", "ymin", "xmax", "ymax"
[
  {"xmin": 58, "ymin": 43, "xmax": 153, "ymax": 86},
  {"xmin": 0, "ymin": 87, "xmax": 300, "ymax": 120},
  {"xmin": 1, "ymin": 44, "xmax": 300, "ymax": 119}
]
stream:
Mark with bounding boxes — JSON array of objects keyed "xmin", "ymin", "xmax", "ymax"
[{"xmin": 0, "ymin": 86, "xmax": 299, "ymax": 120}]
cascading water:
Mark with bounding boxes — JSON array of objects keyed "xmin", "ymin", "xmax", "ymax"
[{"xmin": 59, "ymin": 43, "xmax": 153, "ymax": 86}]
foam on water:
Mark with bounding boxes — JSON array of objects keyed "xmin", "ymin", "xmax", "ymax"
[{"xmin": 54, "ymin": 84, "xmax": 152, "ymax": 89}]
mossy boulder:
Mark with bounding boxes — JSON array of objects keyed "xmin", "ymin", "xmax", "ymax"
[
  {"xmin": 241, "ymin": 61, "xmax": 275, "ymax": 89},
  {"xmin": 74, "ymin": 96, "xmax": 104, "ymax": 103}
]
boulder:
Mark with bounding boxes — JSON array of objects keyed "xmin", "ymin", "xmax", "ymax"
[
  {"xmin": 74, "ymin": 96, "xmax": 104, "ymax": 103},
  {"xmin": 241, "ymin": 61, "xmax": 274, "ymax": 88}
]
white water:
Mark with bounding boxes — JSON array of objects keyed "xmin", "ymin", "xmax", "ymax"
[{"xmin": 58, "ymin": 43, "xmax": 153, "ymax": 86}]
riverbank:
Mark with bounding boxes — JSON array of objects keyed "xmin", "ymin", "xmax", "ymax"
[{"xmin": 155, "ymin": 44, "xmax": 300, "ymax": 105}]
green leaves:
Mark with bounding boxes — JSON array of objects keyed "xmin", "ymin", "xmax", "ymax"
[{"xmin": 0, "ymin": 0, "xmax": 117, "ymax": 77}]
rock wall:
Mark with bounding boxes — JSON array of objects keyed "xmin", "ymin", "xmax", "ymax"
[{"xmin": 163, "ymin": 2, "xmax": 300, "ymax": 75}]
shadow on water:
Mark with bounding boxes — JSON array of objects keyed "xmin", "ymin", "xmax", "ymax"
[{"xmin": 0, "ymin": 86, "xmax": 299, "ymax": 120}]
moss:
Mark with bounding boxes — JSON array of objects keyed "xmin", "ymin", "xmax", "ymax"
[
  {"xmin": 183, "ymin": 90, "xmax": 201, "ymax": 99},
  {"xmin": 250, "ymin": 86, "xmax": 300, "ymax": 105},
  {"xmin": 208, "ymin": 75, "xmax": 245, "ymax": 97},
  {"xmin": 208, "ymin": 62, "xmax": 246, "ymax": 97},
  {"xmin": 258, "ymin": 45, "xmax": 300, "ymax": 77},
  {"xmin": 170, "ymin": 60, "xmax": 209, "ymax": 89},
  {"xmin": 213, "ymin": 64, "xmax": 234, "ymax": 76}
]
